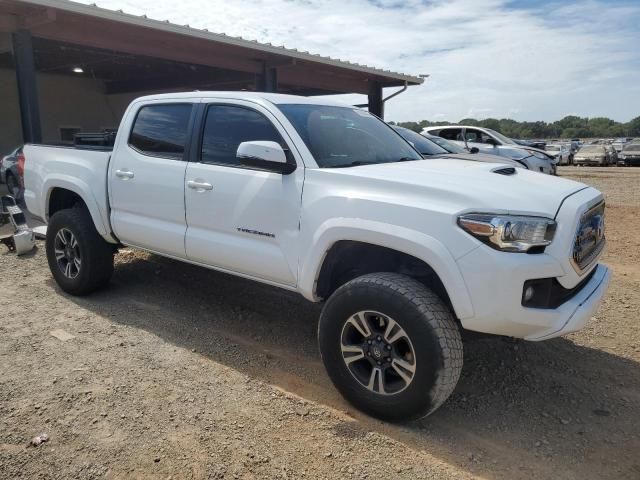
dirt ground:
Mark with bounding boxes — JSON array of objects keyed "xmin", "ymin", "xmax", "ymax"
[{"xmin": 1, "ymin": 167, "xmax": 639, "ymax": 479}]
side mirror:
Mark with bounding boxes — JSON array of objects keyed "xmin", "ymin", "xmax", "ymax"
[
  {"xmin": 469, "ymin": 147, "xmax": 479, "ymax": 154},
  {"xmin": 237, "ymin": 141, "xmax": 296, "ymax": 175},
  {"xmin": 484, "ymin": 137, "xmax": 498, "ymax": 146}
]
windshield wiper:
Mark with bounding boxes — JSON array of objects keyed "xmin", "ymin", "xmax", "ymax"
[{"xmin": 394, "ymin": 157, "xmax": 420, "ymax": 163}]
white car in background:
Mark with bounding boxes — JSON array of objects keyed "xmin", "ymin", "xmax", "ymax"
[
  {"xmin": 423, "ymin": 125, "xmax": 557, "ymax": 174},
  {"xmin": 545, "ymin": 144, "xmax": 572, "ymax": 165}
]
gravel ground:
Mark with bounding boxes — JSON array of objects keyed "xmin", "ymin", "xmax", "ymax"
[{"xmin": 1, "ymin": 167, "xmax": 639, "ymax": 479}]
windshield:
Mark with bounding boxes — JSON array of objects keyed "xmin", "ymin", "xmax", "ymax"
[
  {"xmin": 277, "ymin": 104, "xmax": 422, "ymax": 168},
  {"xmin": 425, "ymin": 134, "xmax": 466, "ymax": 153},
  {"xmin": 392, "ymin": 127, "xmax": 448, "ymax": 156},
  {"xmin": 484, "ymin": 128, "xmax": 517, "ymax": 145},
  {"xmin": 623, "ymin": 144, "xmax": 640, "ymax": 152},
  {"xmin": 579, "ymin": 146, "xmax": 604, "ymax": 153}
]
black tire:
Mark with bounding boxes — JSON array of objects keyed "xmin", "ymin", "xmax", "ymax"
[
  {"xmin": 46, "ymin": 207, "xmax": 114, "ymax": 296},
  {"xmin": 318, "ymin": 273, "xmax": 463, "ymax": 421}
]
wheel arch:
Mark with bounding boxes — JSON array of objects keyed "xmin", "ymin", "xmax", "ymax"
[
  {"xmin": 299, "ymin": 220, "xmax": 474, "ymax": 320},
  {"xmin": 44, "ymin": 179, "xmax": 113, "ymax": 242}
]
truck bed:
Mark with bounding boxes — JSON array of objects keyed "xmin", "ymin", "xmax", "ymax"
[{"xmin": 23, "ymin": 143, "xmax": 113, "ymax": 239}]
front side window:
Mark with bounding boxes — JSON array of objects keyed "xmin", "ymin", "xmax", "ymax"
[
  {"xmin": 201, "ymin": 105, "xmax": 284, "ymax": 166},
  {"xmin": 277, "ymin": 104, "xmax": 421, "ymax": 168},
  {"xmin": 129, "ymin": 104, "xmax": 193, "ymax": 159}
]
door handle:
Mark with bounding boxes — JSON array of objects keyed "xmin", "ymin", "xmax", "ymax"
[
  {"xmin": 187, "ymin": 180, "xmax": 213, "ymax": 191},
  {"xmin": 115, "ymin": 169, "xmax": 135, "ymax": 179}
]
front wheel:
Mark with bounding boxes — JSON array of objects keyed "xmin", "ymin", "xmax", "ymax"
[
  {"xmin": 318, "ymin": 273, "xmax": 463, "ymax": 421},
  {"xmin": 46, "ymin": 207, "xmax": 114, "ymax": 296}
]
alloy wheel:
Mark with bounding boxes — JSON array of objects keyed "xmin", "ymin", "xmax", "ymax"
[
  {"xmin": 340, "ymin": 311, "xmax": 417, "ymax": 395},
  {"xmin": 54, "ymin": 228, "xmax": 82, "ymax": 279}
]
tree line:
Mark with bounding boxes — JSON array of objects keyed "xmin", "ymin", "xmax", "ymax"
[{"xmin": 394, "ymin": 115, "xmax": 640, "ymax": 140}]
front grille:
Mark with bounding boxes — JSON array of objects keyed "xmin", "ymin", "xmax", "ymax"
[{"xmin": 572, "ymin": 201, "xmax": 605, "ymax": 272}]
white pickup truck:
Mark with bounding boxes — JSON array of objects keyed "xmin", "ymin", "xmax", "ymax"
[{"xmin": 24, "ymin": 92, "xmax": 610, "ymax": 421}]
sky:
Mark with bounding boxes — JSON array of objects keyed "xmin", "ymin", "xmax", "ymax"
[{"xmin": 77, "ymin": 0, "xmax": 640, "ymax": 123}]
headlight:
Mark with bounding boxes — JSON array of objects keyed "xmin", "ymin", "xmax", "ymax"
[{"xmin": 458, "ymin": 214, "xmax": 557, "ymax": 252}]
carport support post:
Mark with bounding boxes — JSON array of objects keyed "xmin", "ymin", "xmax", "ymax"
[
  {"xmin": 368, "ymin": 81, "xmax": 384, "ymax": 119},
  {"xmin": 258, "ymin": 63, "xmax": 278, "ymax": 92},
  {"xmin": 12, "ymin": 29, "xmax": 41, "ymax": 144}
]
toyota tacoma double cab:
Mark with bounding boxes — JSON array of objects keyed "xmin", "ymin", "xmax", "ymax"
[{"xmin": 24, "ymin": 92, "xmax": 610, "ymax": 421}]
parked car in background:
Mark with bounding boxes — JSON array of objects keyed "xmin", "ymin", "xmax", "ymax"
[
  {"xmin": 605, "ymin": 145, "xmax": 618, "ymax": 165},
  {"xmin": 392, "ymin": 127, "xmax": 525, "ymax": 169},
  {"xmin": 545, "ymin": 144, "xmax": 572, "ymax": 165},
  {"xmin": 574, "ymin": 145, "xmax": 608, "ymax": 166},
  {"xmin": 0, "ymin": 146, "xmax": 24, "ymax": 199},
  {"xmin": 422, "ymin": 125, "xmax": 556, "ymax": 174},
  {"xmin": 618, "ymin": 143, "xmax": 640, "ymax": 166},
  {"xmin": 612, "ymin": 139, "xmax": 627, "ymax": 154}
]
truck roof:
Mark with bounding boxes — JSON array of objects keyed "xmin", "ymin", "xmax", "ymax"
[{"xmin": 132, "ymin": 91, "xmax": 352, "ymax": 108}]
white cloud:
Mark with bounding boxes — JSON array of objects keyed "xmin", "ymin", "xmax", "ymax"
[{"xmin": 79, "ymin": 0, "xmax": 640, "ymax": 122}]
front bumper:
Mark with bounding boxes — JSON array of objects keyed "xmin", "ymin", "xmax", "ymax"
[
  {"xmin": 455, "ymin": 239, "xmax": 610, "ymax": 340},
  {"xmin": 524, "ymin": 264, "xmax": 610, "ymax": 340},
  {"xmin": 575, "ymin": 158, "xmax": 605, "ymax": 165}
]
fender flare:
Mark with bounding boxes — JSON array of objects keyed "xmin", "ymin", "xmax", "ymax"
[
  {"xmin": 298, "ymin": 218, "xmax": 474, "ymax": 320},
  {"xmin": 43, "ymin": 175, "xmax": 114, "ymax": 242}
]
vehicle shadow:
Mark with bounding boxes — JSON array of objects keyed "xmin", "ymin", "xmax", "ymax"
[{"xmin": 63, "ymin": 252, "xmax": 640, "ymax": 480}]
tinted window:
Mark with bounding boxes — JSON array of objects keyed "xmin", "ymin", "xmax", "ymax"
[
  {"xmin": 278, "ymin": 104, "xmax": 421, "ymax": 168},
  {"xmin": 426, "ymin": 135, "xmax": 466, "ymax": 153},
  {"xmin": 201, "ymin": 105, "xmax": 283, "ymax": 166},
  {"xmin": 439, "ymin": 128, "xmax": 463, "ymax": 141},
  {"xmin": 129, "ymin": 104, "xmax": 192, "ymax": 159},
  {"xmin": 392, "ymin": 127, "xmax": 447, "ymax": 156}
]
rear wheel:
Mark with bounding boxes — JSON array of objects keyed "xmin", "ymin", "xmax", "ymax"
[
  {"xmin": 46, "ymin": 207, "xmax": 114, "ymax": 296},
  {"xmin": 318, "ymin": 273, "xmax": 463, "ymax": 421}
]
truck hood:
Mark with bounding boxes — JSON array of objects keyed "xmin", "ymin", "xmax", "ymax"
[{"xmin": 327, "ymin": 159, "xmax": 586, "ymax": 217}]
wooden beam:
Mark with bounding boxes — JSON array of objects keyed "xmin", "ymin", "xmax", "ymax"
[
  {"xmin": 31, "ymin": 12, "xmax": 264, "ymax": 74},
  {"xmin": 277, "ymin": 63, "xmax": 370, "ymax": 94},
  {"xmin": 105, "ymin": 71, "xmax": 254, "ymax": 94}
]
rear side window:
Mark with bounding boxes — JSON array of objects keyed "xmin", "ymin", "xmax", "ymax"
[
  {"xmin": 129, "ymin": 104, "xmax": 192, "ymax": 159},
  {"xmin": 439, "ymin": 128, "xmax": 463, "ymax": 141},
  {"xmin": 200, "ymin": 105, "xmax": 284, "ymax": 166}
]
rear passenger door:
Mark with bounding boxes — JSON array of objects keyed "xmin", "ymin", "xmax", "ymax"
[
  {"xmin": 184, "ymin": 101, "xmax": 304, "ymax": 287},
  {"xmin": 109, "ymin": 100, "xmax": 196, "ymax": 258}
]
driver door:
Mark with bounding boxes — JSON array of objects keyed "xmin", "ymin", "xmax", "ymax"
[{"xmin": 184, "ymin": 101, "xmax": 304, "ymax": 287}]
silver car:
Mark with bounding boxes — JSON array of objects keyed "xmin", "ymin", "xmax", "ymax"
[
  {"xmin": 422, "ymin": 125, "xmax": 557, "ymax": 174},
  {"xmin": 0, "ymin": 146, "xmax": 23, "ymax": 197},
  {"xmin": 545, "ymin": 143, "xmax": 572, "ymax": 165},
  {"xmin": 574, "ymin": 145, "xmax": 608, "ymax": 166},
  {"xmin": 392, "ymin": 126, "xmax": 525, "ymax": 169}
]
